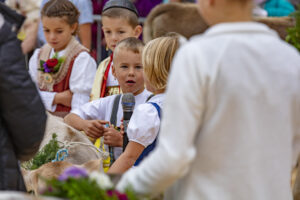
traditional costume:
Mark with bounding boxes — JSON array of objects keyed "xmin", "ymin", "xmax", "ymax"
[
  {"xmin": 29, "ymin": 37, "xmax": 97, "ymax": 117},
  {"xmin": 89, "ymin": 0, "xmax": 139, "ymax": 101},
  {"xmin": 72, "ymin": 89, "xmax": 151, "ymax": 170},
  {"xmin": 126, "ymin": 94, "xmax": 164, "ymax": 165},
  {"xmin": 90, "ymin": 54, "xmax": 121, "ymax": 100}
]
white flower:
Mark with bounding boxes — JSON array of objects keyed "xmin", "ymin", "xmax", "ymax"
[{"xmin": 89, "ymin": 171, "xmax": 113, "ymax": 189}]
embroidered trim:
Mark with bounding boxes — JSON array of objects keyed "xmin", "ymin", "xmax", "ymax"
[{"xmin": 37, "ymin": 37, "xmax": 88, "ymax": 91}]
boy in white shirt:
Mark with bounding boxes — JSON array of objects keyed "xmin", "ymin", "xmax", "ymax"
[
  {"xmin": 64, "ymin": 37, "xmax": 151, "ymax": 170},
  {"xmin": 116, "ymin": 0, "xmax": 300, "ymax": 199},
  {"xmin": 108, "ymin": 34, "xmax": 181, "ymax": 174}
]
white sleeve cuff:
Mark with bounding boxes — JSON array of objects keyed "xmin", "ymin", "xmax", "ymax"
[{"xmin": 39, "ymin": 91, "xmax": 57, "ymax": 112}]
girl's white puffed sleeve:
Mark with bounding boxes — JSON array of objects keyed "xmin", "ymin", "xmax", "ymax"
[
  {"xmin": 127, "ymin": 103, "xmax": 160, "ymax": 147},
  {"xmin": 69, "ymin": 51, "xmax": 97, "ymax": 110}
]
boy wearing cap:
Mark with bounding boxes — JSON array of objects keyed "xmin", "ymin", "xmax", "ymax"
[{"xmin": 90, "ymin": 0, "xmax": 142, "ymax": 101}]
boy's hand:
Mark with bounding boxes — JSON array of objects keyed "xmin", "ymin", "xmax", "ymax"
[
  {"xmin": 53, "ymin": 90, "xmax": 73, "ymax": 107},
  {"xmin": 82, "ymin": 120, "xmax": 108, "ymax": 139},
  {"xmin": 103, "ymin": 127, "xmax": 123, "ymax": 147}
]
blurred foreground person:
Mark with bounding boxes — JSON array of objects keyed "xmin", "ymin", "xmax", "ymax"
[
  {"xmin": 0, "ymin": 3, "xmax": 47, "ymax": 191},
  {"xmin": 116, "ymin": 0, "xmax": 300, "ymax": 199}
]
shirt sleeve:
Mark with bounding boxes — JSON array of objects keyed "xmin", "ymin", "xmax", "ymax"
[
  {"xmin": 127, "ymin": 103, "xmax": 160, "ymax": 147},
  {"xmin": 76, "ymin": 0, "xmax": 93, "ymax": 24},
  {"xmin": 28, "ymin": 48, "xmax": 57, "ymax": 112},
  {"xmin": 71, "ymin": 98, "xmax": 106, "ymax": 120},
  {"xmin": 116, "ymin": 43, "xmax": 205, "ymax": 194},
  {"xmin": 69, "ymin": 51, "xmax": 97, "ymax": 111}
]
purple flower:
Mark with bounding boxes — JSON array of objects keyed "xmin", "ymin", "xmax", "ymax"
[
  {"xmin": 58, "ymin": 166, "xmax": 88, "ymax": 181},
  {"xmin": 43, "ymin": 62, "xmax": 51, "ymax": 73},
  {"xmin": 107, "ymin": 190, "xmax": 128, "ymax": 200}
]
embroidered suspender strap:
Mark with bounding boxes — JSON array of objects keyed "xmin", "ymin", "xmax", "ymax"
[
  {"xmin": 108, "ymin": 94, "xmax": 121, "ymax": 165},
  {"xmin": 146, "ymin": 94, "xmax": 155, "ymax": 102},
  {"xmin": 134, "ymin": 102, "xmax": 161, "ymax": 166},
  {"xmin": 100, "ymin": 53, "xmax": 113, "ymax": 98}
]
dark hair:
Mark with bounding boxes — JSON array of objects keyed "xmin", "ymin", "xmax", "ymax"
[
  {"xmin": 41, "ymin": 0, "xmax": 80, "ymax": 35},
  {"xmin": 102, "ymin": 7, "xmax": 139, "ymax": 28}
]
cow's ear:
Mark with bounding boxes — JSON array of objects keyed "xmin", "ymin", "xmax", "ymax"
[{"xmin": 82, "ymin": 159, "xmax": 103, "ymax": 172}]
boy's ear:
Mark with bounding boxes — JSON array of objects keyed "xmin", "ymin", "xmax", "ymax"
[
  {"xmin": 134, "ymin": 25, "xmax": 142, "ymax": 38},
  {"xmin": 112, "ymin": 65, "xmax": 117, "ymax": 77}
]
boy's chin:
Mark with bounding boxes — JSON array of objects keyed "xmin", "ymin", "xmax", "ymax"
[{"xmin": 122, "ymin": 87, "xmax": 144, "ymax": 96}]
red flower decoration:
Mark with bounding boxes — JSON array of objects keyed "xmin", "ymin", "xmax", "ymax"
[
  {"xmin": 46, "ymin": 58, "xmax": 58, "ymax": 68},
  {"xmin": 107, "ymin": 190, "xmax": 128, "ymax": 200}
]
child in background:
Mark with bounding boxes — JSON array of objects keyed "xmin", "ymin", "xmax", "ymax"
[
  {"xmin": 108, "ymin": 34, "xmax": 182, "ymax": 174},
  {"xmin": 29, "ymin": 0, "xmax": 96, "ymax": 118},
  {"xmin": 38, "ymin": 0, "xmax": 93, "ymax": 50},
  {"xmin": 64, "ymin": 38, "xmax": 151, "ymax": 171},
  {"xmin": 90, "ymin": 0, "xmax": 142, "ymax": 101},
  {"xmin": 116, "ymin": 0, "xmax": 300, "ymax": 199}
]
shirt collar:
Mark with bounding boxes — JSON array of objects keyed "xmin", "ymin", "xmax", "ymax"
[
  {"xmin": 50, "ymin": 48, "xmax": 66, "ymax": 57},
  {"xmin": 204, "ymin": 22, "xmax": 279, "ymax": 38}
]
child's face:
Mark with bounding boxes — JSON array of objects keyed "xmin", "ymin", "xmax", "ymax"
[
  {"xmin": 112, "ymin": 49, "xmax": 144, "ymax": 96},
  {"xmin": 42, "ymin": 16, "xmax": 77, "ymax": 52},
  {"xmin": 102, "ymin": 17, "xmax": 142, "ymax": 51}
]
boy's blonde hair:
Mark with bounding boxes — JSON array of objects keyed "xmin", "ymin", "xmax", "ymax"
[
  {"xmin": 113, "ymin": 37, "xmax": 144, "ymax": 60},
  {"xmin": 143, "ymin": 33, "xmax": 180, "ymax": 91},
  {"xmin": 102, "ymin": 8, "xmax": 139, "ymax": 28}
]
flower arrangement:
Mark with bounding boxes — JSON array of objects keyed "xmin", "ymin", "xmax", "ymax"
[
  {"xmin": 39, "ymin": 53, "xmax": 65, "ymax": 74},
  {"xmin": 43, "ymin": 166, "xmax": 142, "ymax": 200}
]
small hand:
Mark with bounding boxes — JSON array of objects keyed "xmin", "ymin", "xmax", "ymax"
[
  {"xmin": 103, "ymin": 127, "xmax": 123, "ymax": 147},
  {"xmin": 82, "ymin": 120, "xmax": 108, "ymax": 139}
]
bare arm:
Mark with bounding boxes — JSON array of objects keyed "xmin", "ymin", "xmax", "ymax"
[
  {"xmin": 108, "ymin": 141, "xmax": 145, "ymax": 174},
  {"xmin": 78, "ymin": 23, "xmax": 92, "ymax": 50},
  {"xmin": 64, "ymin": 113, "xmax": 108, "ymax": 139}
]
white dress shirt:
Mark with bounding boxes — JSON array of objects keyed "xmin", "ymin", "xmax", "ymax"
[
  {"xmin": 72, "ymin": 89, "xmax": 152, "ymax": 159},
  {"xmin": 29, "ymin": 48, "xmax": 96, "ymax": 112},
  {"xmin": 107, "ymin": 61, "xmax": 119, "ymax": 87},
  {"xmin": 117, "ymin": 22, "xmax": 300, "ymax": 200},
  {"xmin": 128, "ymin": 94, "xmax": 164, "ymax": 147}
]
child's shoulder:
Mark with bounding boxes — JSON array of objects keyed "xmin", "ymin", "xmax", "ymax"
[
  {"xmin": 93, "ymin": 94, "xmax": 120, "ymax": 104},
  {"xmin": 97, "ymin": 56, "xmax": 111, "ymax": 68},
  {"xmin": 135, "ymin": 93, "xmax": 165, "ymax": 116}
]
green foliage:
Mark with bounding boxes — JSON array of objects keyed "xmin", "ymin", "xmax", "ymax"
[
  {"xmin": 286, "ymin": 5, "xmax": 300, "ymax": 52},
  {"xmin": 38, "ymin": 60, "xmax": 46, "ymax": 72},
  {"xmin": 53, "ymin": 52, "xmax": 65, "ymax": 73},
  {"xmin": 22, "ymin": 133, "xmax": 60, "ymax": 170},
  {"xmin": 43, "ymin": 177, "xmax": 144, "ymax": 200},
  {"xmin": 44, "ymin": 178, "xmax": 110, "ymax": 200}
]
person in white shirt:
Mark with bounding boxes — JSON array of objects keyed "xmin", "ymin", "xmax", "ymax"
[
  {"xmin": 116, "ymin": 0, "xmax": 300, "ymax": 199},
  {"xmin": 108, "ymin": 34, "xmax": 182, "ymax": 174},
  {"xmin": 29, "ymin": 0, "xmax": 96, "ymax": 117},
  {"xmin": 64, "ymin": 37, "xmax": 151, "ymax": 171}
]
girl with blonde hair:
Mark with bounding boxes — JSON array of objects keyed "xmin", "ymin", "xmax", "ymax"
[{"xmin": 108, "ymin": 33, "xmax": 183, "ymax": 173}]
